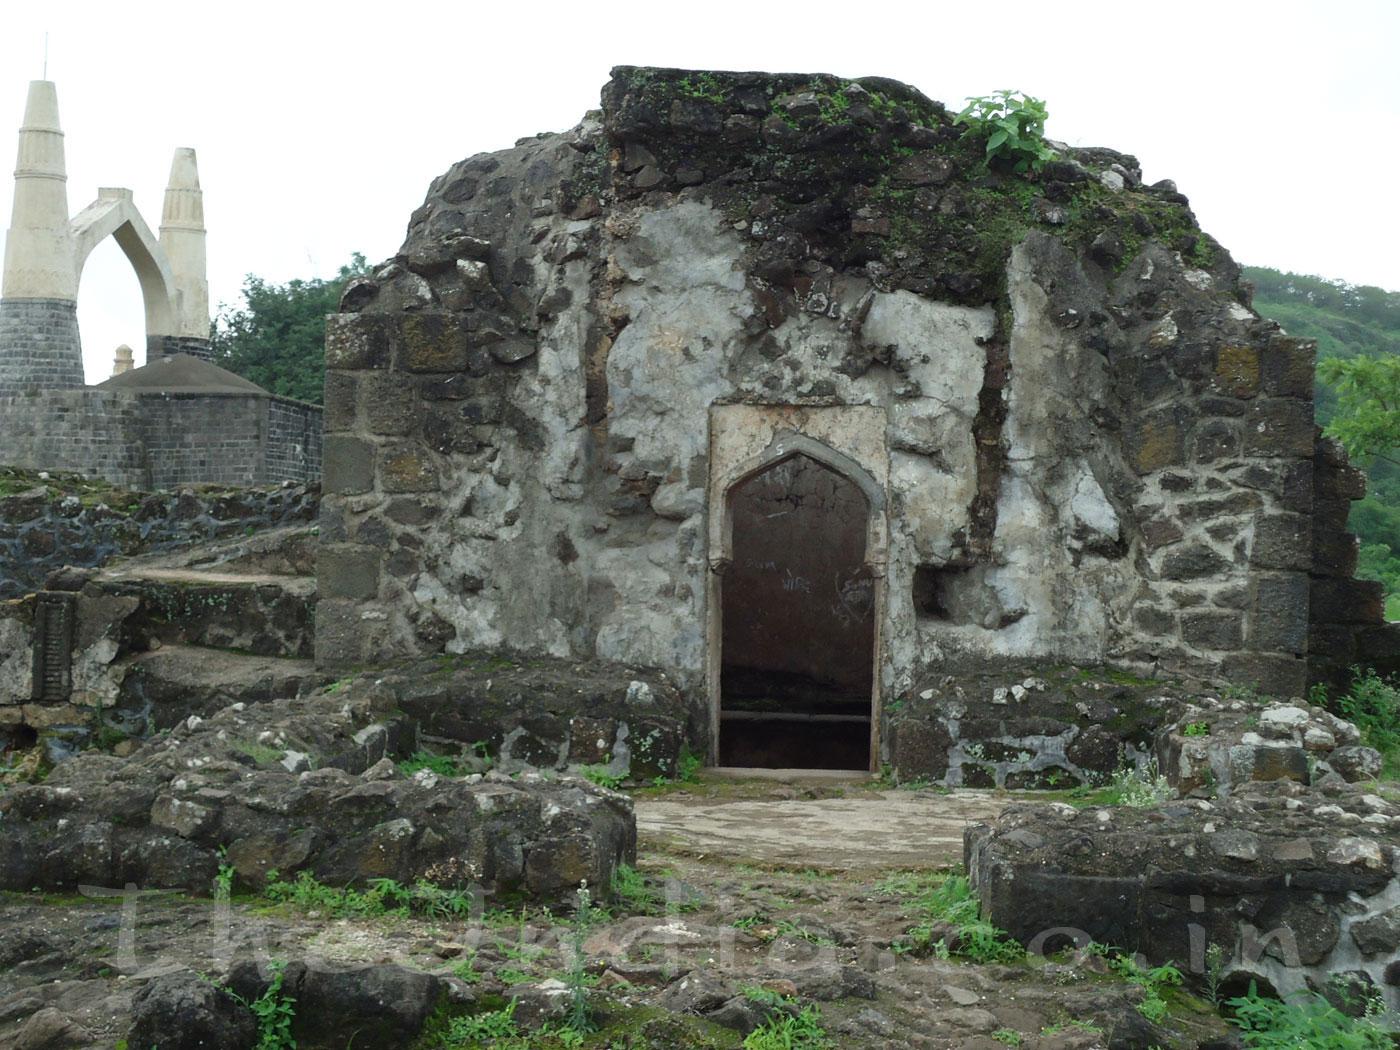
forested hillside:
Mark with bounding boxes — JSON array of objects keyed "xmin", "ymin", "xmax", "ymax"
[{"xmin": 1245, "ymin": 266, "xmax": 1400, "ymax": 615}]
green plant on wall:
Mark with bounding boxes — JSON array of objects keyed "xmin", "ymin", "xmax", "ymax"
[{"xmin": 955, "ymin": 90, "xmax": 1054, "ymax": 174}]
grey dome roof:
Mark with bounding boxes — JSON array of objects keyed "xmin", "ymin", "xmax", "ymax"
[{"xmin": 95, "ymin": 353, "xmax": 269, "ymax": 395}]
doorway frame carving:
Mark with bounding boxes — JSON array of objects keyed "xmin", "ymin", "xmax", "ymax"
[{"xmin": 705, "ymin": 407, "xmax": 889, "ymax": 771}]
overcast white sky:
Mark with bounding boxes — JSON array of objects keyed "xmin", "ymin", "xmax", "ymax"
[{"xmin": 1, "ymin": 0, "xmax": 1397, "ymax": 383}]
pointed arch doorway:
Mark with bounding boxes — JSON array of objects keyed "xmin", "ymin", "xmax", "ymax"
[{"xmin": 707, "ymin": 415, "xmax": 888, "ymax": 773}]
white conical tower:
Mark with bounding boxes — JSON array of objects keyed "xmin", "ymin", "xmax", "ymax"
[
  {"xmin": 0, "ymin": 80, "xmax": 83, "ymax": 394},
  {"xmin": 159, "ymin": 147, "xmax": 209, "ymax": 344}
]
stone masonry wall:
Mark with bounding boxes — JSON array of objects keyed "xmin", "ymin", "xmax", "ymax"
[
  {"xmin": 138, "ymin": 395, "xmax": 266, "ymax": 489},
  {"xmin": 266, "ymin": 397, "xmax": 324, "ymax": 485},
  {"xmin": 0, "ymin": 390, "xmax": 150, "ymax": 487},
  {"xmin": 0, "ymin": 298, "xmax": 84, "ymax": 395},
  {"xmin": 315, "ymin": 68, "xmax": 1377, "ymax": 727},
  {"xmin": 0, "ymin": 390, "xmax": 322, "ymax": 490},
  {"xmin": 1309, "ymin": 434, "xmax": 1396, "ymax": 688}
]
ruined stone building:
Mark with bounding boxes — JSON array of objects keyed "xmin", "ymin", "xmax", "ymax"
[
  {"xmin": 314, "ymin": 67, "xmax": 1395, "ymax": 771},
  {"xmin": 0, "ymin": 80, "xmax": 321, "ymax": 488}
]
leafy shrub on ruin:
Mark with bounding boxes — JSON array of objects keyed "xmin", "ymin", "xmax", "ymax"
[{"xmin": 955, "ymin": 90, "xmax": 1055, "ymax": 174}]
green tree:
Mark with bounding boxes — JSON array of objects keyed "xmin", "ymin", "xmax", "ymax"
[
  {"xmin": 209, "ymin": 253, "xmax": 371, "ymax": 405},
  {"xmin": 1318, "ymin": 355, "xmax": 1400, "ymax": 469}
]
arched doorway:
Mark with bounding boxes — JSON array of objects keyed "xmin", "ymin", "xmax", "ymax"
[
  {"xmin": 70, "ymin": 191, "xmax": 180, "ymax": 378},
  {"xmin": 718, "ymin": 452, "xmax": 877, "ymax": 769}
]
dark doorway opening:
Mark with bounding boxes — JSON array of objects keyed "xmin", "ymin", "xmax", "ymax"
[{"xmin": 720, "ymin": 453, "xmax": 875, "ymax": 769}]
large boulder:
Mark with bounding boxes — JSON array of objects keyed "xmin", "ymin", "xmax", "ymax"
[
  {"xmin": 128, "ymin": 973, "xmax": 256, "ymax": 1050},
  {"xmin": 226, "ymin": 960, "xmax": 447, "ymax": 1050}
]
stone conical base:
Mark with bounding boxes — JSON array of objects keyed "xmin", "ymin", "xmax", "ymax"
[{"xmin": 0, "ymin": 298, "xmax": 83, "ymax": 395}]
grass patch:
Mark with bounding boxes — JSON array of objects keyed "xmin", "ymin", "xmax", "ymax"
[
  {"xmin": 231, "ymin": 741, "xmax": 287, "ymax": 767},
  {"xmin": 262, "ymin": 871, "xmax": 475, "ymax": 920},
  {"xmin": 444, "ymin": 1000, "xmax": 520, "ymax": 1046},
  {"xmin": 896, "ymin": 873, "xmax": 1024, "ymax": 964},
  {"xmin": 743, "ymin": 1003, "xmax": 830, "ymax": 1049}
]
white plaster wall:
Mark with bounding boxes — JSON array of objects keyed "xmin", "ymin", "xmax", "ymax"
[{"xmin": 414, "ymin": 199, "xmax": 1144, "ymax": 701}]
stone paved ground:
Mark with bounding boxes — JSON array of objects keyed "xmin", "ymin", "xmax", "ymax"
[{"xmin": 635, "ymin": 775, "xmax": 1007, "ymax": 871}]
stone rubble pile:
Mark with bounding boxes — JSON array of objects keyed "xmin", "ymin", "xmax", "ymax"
[
  {"xmin": 0, "ymin": 681, "xmax": 636, "ymax": 903},
  {"xmin": 1156, "ymin": 694, "xmax": 1384, "ymax": 795}
]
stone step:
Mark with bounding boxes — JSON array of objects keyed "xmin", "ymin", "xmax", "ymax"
[
  {"xmin": 148, "ymin": 524, "xmax": 318, "ymax": 578},
  {"xmin": 95, "ymin": 566, "xmax": 316, "ymax": 659},
  {"xmin": 112, "ymin": 643, "xmax": 329, "ymax": 736}
]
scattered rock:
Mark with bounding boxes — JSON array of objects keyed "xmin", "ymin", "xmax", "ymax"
[{"xmin": 127, "ymin": 973, "xmax": 255, "ymax": 1050}]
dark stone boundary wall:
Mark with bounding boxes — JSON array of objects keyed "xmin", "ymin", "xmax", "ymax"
[
  {"xmin": 267, "ymin": 397, "xmax": 324, "ymax": 485},
  {"xmin": 0, "ymin": 298, "xmax": 84, "ymax": 395},
  {"xmin": 0, "ymin": 474, "xmax": 319, "ymax": 599},
  {"xmin": 0, "ymin": 389, "xmax": 322, "ymax": 490},
  {"xmin": 0, "ymin": 389, "xmax": 148, "ymax": 486}
]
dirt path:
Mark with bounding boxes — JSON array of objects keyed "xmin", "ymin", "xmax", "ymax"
[
  {"xmin": 0, "ymin": 776, "xmax": 1237, "ymax": 1049},
  {"xmin": 635, "ymin": 779, "xmax": 1007, "ymax": 871}
]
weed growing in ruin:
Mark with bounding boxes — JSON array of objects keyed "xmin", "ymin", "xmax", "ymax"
[
  {"xmin": 677, "ymin": 745, "xmax": 703, "ymax": 782},
  {"xmin": 954, "ymin": 91, "xmax": 1054, "ymax": 174},
  {"xmin": 213, "ymin": 848, "xmax": 234, "ymax": 902},
  {"xmin": 497, "ymin": 939, "xmax": 547, "ymax": 966},
  {"xmin": 1332, "ymin": 667, "xmax": 1400, "ymax": 780},
  {"xmin": 1227, "ymin": 981, "xmax": 1391, "ymax": 1048},
  {"xmin": 469, "ymin": 740, "xmax": 494, "ymax": 772},
  {"xmin": 743, "ymin": 1003, "xmax": 830, "ymax": 1050},
  {"xmin": 677, "ymin": 72, "xmax": 727, "ymax": 105},
  {"xmin": 773, "ymin": 919, "xmax": 836, "ymax": 947},
  {"xmin": 1086, "ymin": 944, "xmax": 1182, "ymax": 1023},
  {"xmin": 992, "ymin": 1029, "xmax": 1023, "ymax": 1047},
  {"xmin": 1220, "ymin": 683, "xmax": 1267, "ymax": 706},
  {"xmin": 647, "ymin": 745, "xmax": 702, "ymax": 788},
  {"xmin": 1182, "ymin": 721, "xmax": 1211, "ymax": 737},
  {"xmin": 1203, "ymin": 943, "xmax": 1226, "ymax": 1004},
  {"xmin": 579, "ymin": 764, "xmax": 625, "ymax": 790},
  {"xmin": 1101, "ymin": 759, "xmax": 1173, "ymax": 808},
  {"xmin": 224, "ymin": 960, "xmax": 297, "ymax": 1050},
  {"xmin": 444, "ymin": 999, "xmax": 519, "ymax": 1046},
  {"xmin": 874, "ymin": 871, "xmax": 940, "ymax": 898},
  {"xmin": 232, "ymin": 740, "xmax": 286, "ymax": 767},
  {"xmin": 741, "ymin": 986, "xmax": 791, "ymax": 1007},
  {"xmin": 450, "ymin": 949, "xmax": 481, "ymax": 984},
  {"xmin": 397, "ymin": 749, "xmax": 461, "ymax": 777},
  {"xmin": 559, "ymin": 882, "xmax": 601, "ymax": 1039}
]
